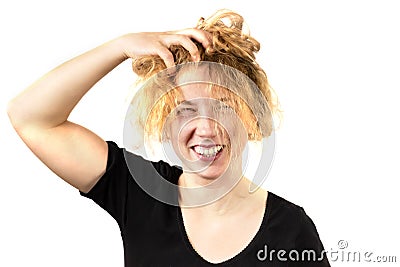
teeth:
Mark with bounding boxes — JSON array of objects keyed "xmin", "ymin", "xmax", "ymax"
[{"xmin": 193, "ymin": 145, "xmax": 223, "ymax": 157}]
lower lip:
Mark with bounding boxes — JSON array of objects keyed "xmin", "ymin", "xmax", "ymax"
[{"xmin": 191, "ymin": 148, "xmax": 224, "ymax": 162}]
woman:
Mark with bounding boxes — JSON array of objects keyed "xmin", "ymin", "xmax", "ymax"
[{"xmin": 8, "ymin": 10, "xmax": 330, "ymax": 266}]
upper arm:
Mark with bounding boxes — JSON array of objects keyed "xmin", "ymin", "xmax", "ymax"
[{"xmin": 15, "ymin": 121, "xmax": 108, "ymax": 193}]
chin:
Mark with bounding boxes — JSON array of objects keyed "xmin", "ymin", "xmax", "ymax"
[{"xmin": 196, "ymin": 169, "xmax": 226, "ymax": 181}]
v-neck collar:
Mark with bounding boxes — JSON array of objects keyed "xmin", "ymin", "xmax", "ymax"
[{"xmin": 176, "ymin": 191, "xmax": 272, "ymax": 265}]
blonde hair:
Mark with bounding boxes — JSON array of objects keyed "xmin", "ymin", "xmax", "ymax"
[{"xmin": 130, "ymin": 9, "xmax": 283, "ymax": 142}]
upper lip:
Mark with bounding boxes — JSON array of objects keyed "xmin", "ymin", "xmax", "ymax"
[{"xmin": 190, "ymin": 144, "xmax": 224, "ymax": 148}]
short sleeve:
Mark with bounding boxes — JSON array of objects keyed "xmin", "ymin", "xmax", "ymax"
[
  {"xmin": 291, "ymin": 208, "xmax": 331, "ymax": 266},
  {"xmin": 79, "ymin": 141, "xmax": 131, "ymax": 228},
  {"xmin": 79, "ymin": 141, "xmax": 183, "ymax": 229}
]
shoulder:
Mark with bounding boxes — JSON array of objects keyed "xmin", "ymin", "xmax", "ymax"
[
  {"xmin": 107, "ymin": 141, "xmax": 182, "ymax": 184},
  {"xmin": 267, "ymin": 192, "xmax": 307, "ymax": 222},
  {"xmin": 266, "ymin": 192, "xmax": 321, "ymax": 241},
  {"xmin": 267, "ymin": 192, "xmax": 327, "ymax": 251}
]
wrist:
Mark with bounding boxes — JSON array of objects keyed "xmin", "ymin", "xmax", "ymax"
[
  {"xmin": 111, "ymin": 34, "xmax": 137, "ymax": 61},
  {"xmin": 102, "ymin": 35, "xmax": 131, "ymax": 63}
]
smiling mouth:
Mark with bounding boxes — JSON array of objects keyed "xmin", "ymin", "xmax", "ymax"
[{"xmin": 191, "ymin": 145, "xmax": 224, "ymax": 158}]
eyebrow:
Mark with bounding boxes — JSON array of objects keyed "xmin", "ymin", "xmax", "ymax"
[
  {"xmin": 177, "ymin": 100, "xmax": 195, "ymax": 105},
  {"xmin": 177, "ymin": 98, "xmax": 230, "ymax": 105}
]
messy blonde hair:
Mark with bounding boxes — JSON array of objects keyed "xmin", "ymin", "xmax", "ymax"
[{"xmin": 130, "ymin": 9, "xmax": 283, "ymax": 142}]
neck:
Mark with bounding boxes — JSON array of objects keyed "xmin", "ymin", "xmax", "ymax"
[
  {"xmin": 203, "ymin": 178, "xmax": 255, "ymax": 216},
  {"xmin": 178, "ymin": 166, "xmax": 264, "ymax": 216}
]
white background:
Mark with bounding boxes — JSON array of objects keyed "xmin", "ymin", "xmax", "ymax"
[{"xmin": 1, "ymin": 0, "xmax": 399, "ymax": 266}]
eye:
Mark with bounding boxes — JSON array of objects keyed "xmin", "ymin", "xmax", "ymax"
[
  {"xmin": 214, "ymin": 103, "xmax": 234, "ymax": 113},
  {"xmin": 175, "ymin": 106, "xmax": 198, "ymax": 117}
]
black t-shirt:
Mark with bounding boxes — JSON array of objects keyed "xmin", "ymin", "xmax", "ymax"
[{"xmin": 80, "ymin": 141, "xmax": 331, "ymax": 266}]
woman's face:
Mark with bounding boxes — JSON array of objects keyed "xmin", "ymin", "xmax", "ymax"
[{"xmin": 166, "ymin": 78, "xmax": 248, "ymax": 180}]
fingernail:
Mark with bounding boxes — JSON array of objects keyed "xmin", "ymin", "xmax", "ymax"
[{"xmin": 192, "ymin": 54, "xmax": 199, "ymax": 62}]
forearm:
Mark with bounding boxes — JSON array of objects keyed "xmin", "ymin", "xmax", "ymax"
[{"xmin": 7, "ymin": 36, "xmax": 127, "ymax": 130}]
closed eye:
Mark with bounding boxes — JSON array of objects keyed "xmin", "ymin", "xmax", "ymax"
[
  {"xmin": 175, "ymin": 106, "xmax": 198, "ymax": 116},
  {"xmin": 214, "ymin": 103, "xmax": 234, "ymax": 113}
]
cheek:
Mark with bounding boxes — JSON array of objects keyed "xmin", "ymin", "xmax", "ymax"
[
  {"xmin": 169, "ymin": 126, "xmax": 195, "ymax": 162},
  {"xmin": 224, "ymin": 118, "xmax": 248, "ymax": 154},
  {"xmin": 223, "ymin": 115, "xmax": 246, "ymax": 138},
  {"xmin": 169, "ymin": 120, "xmax": 193, "ymax": 145}
]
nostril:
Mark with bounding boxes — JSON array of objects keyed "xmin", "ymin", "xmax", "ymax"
[{"xmin": 194, "ymin": 118, "xmax": 218, "ymax": 136}]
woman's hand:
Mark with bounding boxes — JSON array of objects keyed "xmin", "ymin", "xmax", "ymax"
[{"xmin": 118, "ymin": 29, "xmax": 212, "ymax": 68}]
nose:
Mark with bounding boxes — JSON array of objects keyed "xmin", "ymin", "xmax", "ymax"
[{"xmin": 195, "ymin": 117, "xmax": 218, "ymax": 138}]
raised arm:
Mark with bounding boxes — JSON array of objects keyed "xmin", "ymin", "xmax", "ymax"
[{"xmin": 7, "ymin": 30, "xmax": 210, "ymax": 193}]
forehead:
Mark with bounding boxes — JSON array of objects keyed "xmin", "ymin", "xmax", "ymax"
[
  {"xmin": 175, "ymin": 65, "xmax": 231, "ymax": 101},
  {"xmin": 177, "ymin": 84, "xmax": 226, "ymax": 101}
]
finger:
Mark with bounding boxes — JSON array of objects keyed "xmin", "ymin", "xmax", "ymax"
[
  {"xmin": 164, "ymin": 35, "xmax": 200, "ymax": 61},
  {"xmin": 175, "ymin": 28, "xmax": 212, "ymax": 49},
  {"xmin": 156, "ymin": 43, "xmax": 175, "ymax": 68}
]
